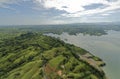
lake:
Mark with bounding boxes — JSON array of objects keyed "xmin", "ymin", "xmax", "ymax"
[{"xmin": 47, "ymin": 30, "xmax": 120, "ymax": 79}]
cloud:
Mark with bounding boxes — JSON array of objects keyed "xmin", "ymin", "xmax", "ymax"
[
  {"xmin": 0, "ymin": 0, "xmax": 17, "ymax": 8},
  {"xmin": 64, "ymin": 0, "xmax": 120, "ymax": 17},
  {"xmin": 0, "ymin": 0, "xmax": 120, "ymax": 18},
  {"xmin": 101, "ymin": 13, "xmax": 110, "ymax": 16},
  {"xmin": 36, "ymin": 0, "xmax": 120, "ymax": 17},
  {"xmin": 37, "ymin": 0, "xmax": 109, "ymax": 13},
  {"xmin": 0, "ymin": 0, "xmax": 31, "ymax": 8}
]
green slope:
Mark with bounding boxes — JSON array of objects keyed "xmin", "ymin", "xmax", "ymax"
[{"xmin": 0, "ymin": 32, "xmax": 106, "ymax": 79}]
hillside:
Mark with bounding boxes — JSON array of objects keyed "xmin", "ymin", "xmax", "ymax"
[{"xmin": 0, "ymin": 32, "xmax": 106, "ymax": 79}]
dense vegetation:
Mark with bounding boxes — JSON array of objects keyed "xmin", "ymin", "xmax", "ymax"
[{"xmin": 0, "ymin": 32, "xmax": 106, "ymax": 79}]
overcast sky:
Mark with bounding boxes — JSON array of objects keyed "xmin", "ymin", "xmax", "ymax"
[{"xmin": 0, "ymin": 0, "xmax": 120, "ymax": 25}]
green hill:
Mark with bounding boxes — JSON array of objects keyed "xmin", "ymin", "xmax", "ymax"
[{"xmin": 0, "ymin": 32, "xmax": 106, "ymax": 79}]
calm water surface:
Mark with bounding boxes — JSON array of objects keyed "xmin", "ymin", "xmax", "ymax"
[{"xmin": 47, "ymin": 30, "xmax": 120, "ymax": 79}]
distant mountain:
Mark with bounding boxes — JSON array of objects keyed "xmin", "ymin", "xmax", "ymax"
[{"xmin": 0, "ymin": 32, "xmax": 106, "ymax": 79}]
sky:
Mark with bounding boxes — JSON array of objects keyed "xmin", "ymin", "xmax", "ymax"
[{"xmin": 0, "ymin": 0, "xmax": 120, "ymax": 25}]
